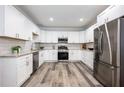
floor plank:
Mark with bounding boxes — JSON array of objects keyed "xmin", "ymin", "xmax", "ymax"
[{"xmin": 23, "ymin": 61, "xmax": 102, "ymax": 87}]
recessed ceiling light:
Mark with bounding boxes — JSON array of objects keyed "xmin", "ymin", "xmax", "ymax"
[
  {"xmin": 49, "ymin": 17, "xmax": 54, "ymax": 22},
  {"xmin": 80, "ymin": 18, "xmax": 84, "ymax": 22}
]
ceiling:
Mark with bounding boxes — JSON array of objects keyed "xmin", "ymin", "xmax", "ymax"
[{"xmin": 15, "ymin": 5, "xmax": 108, "ymax": 30}]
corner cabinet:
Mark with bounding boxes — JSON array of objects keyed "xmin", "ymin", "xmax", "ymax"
[
  {"xmin": 0, "ymin": 5, "xmax": 40, "ymax": 41},
  {"xmin": 81, "ymin": 50, "xmax": 94, "ymax": 70},
  {"xmin": 69, "ymin": 50, "xmax": 81, "ymax": 61},
  {"xmin": 0, "ymin": 54, "xmax": 33, "ymax": 87},
  {"xmin": 79, "ymin": 23, "xmax": 97, "ymax": 43}
]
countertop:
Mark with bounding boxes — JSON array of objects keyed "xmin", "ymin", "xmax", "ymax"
[
  {"xmin": 0, "ymin": 49, "xmax": 94, "ymax": 57},
  {"xmin": 0, "ymin": 50, "xmax": 39, "ymax": 57}
]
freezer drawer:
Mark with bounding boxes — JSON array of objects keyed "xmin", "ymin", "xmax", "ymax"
[{"xmin": 94, "ymin": 61, "xmax": 120, "ymax": 87}]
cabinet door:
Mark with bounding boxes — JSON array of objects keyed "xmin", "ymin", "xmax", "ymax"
[
  {"xmin": 68, "ymin": 32, "xmax": 79, "ymax": 43},
  {"xmin": 39, "ymin": 51, "xmax": 44, "ymax": 67},
  {"xmin": 52, "ymin": 31, "xmax": 58, "ymax": 43},
  {"xmin": 57, "ymin": 31, "xmax": 67, "ymax": 38},
  {"xmin": 17, "ymin": 57, "xmax": 27, "ymax": 86},
  {"xmin": 46, "ymin": 31, "xmax": 53, "ymax": 43},
  {"xmin": 22, "ymin": 18, "xmax": 32, "ymax": 40},
  {"xmin": 79, "ymin": 31, "xmax": 86, "ymax": 43},
  {"xmin": 52, "ymin": 50, "xmax": 57, "ymax": 60},
  {"xmin": 69, "ymin": 50, "xmax": 81, "ymax": 61},
  {"xmin": 26, "ymin": 54, "xmax": 33, "ymax": 76},
  {"xmin": 4, "ymin": 6, "xmax": 31, "ymax": 40},
  {"xmin": 44, "ymin": 50, "xmax": 50, "ymax": 60},
  {"xmin": 40, "ymin": 31, "xmax": 46, "ymax": 42},
  {"xmin": 17, "ymin": 54, "xmax": 32, "ymax": 86},
  {"xmin": 0, "ymin": 6, "xmax": 5, "ymax": 36},
  {"xmin": 69, "ymin": 50, "xmax": 72, "ymax": 60},
  {"xmin": 5, "ymin": 6, "xmax": 21, "ymax": 38}
]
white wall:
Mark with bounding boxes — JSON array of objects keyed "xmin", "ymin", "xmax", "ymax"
[{"xmin": 36, "ymin": 43, "xmax": 81, "ymax": 50}]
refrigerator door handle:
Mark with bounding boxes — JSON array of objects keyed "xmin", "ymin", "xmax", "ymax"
[
  {"xmin": 105, "ymin": 23, "xmax": 112, "ymax": 65},
  {"xmin": 98, "ymin": 27, "xmax": 103, "ymax": 55},
  {"xmin": 100, "ymin": 31, "xmax": 103, "ymax": 55}
]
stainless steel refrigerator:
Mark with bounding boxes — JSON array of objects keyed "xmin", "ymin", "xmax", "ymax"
[{"xmin": 94, "ymin": 17, "xmax": 124, "ymax": 87}]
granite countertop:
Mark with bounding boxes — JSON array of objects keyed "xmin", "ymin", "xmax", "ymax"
[
  {"xmin": 0, "ymin": 49, "xmax": 94, "ymax": 58},
  {"xmin": 0, "ymin": 50, "xmax": 39, "ymax": 57}
]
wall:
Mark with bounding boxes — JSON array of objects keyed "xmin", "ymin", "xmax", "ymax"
[
  {"xmin": 36, "ymin": 43, "xmax": 81, "ymax": 50},
  {"xmin": 0, "ymin": 38, "xmax": 32, "ymax": 55}
]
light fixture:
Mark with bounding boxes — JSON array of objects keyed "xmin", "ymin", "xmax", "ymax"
[
  {"xmin": 80, "ymin": 18, "xmax": 84, "ymax": 22},
  {"xmin": 49, "ymin": 17, "xmax": 54, "ymax": 22}
]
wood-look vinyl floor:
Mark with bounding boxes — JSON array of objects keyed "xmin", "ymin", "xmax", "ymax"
[{"xmin": 23, "ymin": 62, "xmax": 102, "ymax": 87}]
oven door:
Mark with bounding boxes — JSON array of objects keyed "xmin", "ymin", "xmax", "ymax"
[{"xmin": 58, "ymin": 52, "xmax": 68, "ymax": 60}]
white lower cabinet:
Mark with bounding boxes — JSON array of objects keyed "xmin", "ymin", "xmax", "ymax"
[
  {"xmin": 44, "ymin": 50, "xmax": 57, "ymax": 62},
  {"xmin": 0, "ymin": 54, "xmax": 33, "ymax": 87},
  {"xmin": 69, "ymin": 50, "xmax": 81, "ymax": 61},
  {"xmin": 81, "ymin": 50, "xmax": 94, "ymax": 70},
  {"xmin": 39, "ymin": 50, "xmax": 57, "ymax": 63},
  {"xmin": 39, "ymin": 51, "xmax": 44, "ymax": 67}
]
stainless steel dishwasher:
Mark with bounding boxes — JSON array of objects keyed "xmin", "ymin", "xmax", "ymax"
[{"xmin": 33, "ymin": 51, "xmax": 39, "ymax": 73}]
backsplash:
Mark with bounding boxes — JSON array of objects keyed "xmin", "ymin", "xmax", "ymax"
[
  {"xmin": 35, "ymin": 43, "xmax": 81, "ymax": 50},
  {"xmin": 0, "ymin": 38, "xmax": 32, "ymax": 55}
]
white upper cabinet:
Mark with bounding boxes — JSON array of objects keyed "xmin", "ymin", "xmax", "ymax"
[
  {"xmin": 0, "ymin": 5, "xmax": 40, "ymax": 41},
  {"xmin": 38, "ymin": 31, "xmax": 80, "ymax": 43},
  {"xmin": 79, "ymin": 31, "xmax": 86, "ymax": 43},
  {"xmin": 38, "ymin": 30, "xmax": 46, "ymax": 43},
  {"xmin": 85, "ymin": 30, "xmax": 94, "ymax": 43},
  {"xmin": 57, "ymin": 31, "xmax": 68, "ymax": 38},
  {"xmin": 52, "ymin": 31, "xmax": 58, "ymax": 43},
  {"xmin": 97, "ymin": 5, "xmax": 124, "ymax": 26},
  {"xmin": 68, "ymin": 32, "xmax": 80, "ymax": 43},
  {"xmin": 46, "ymin": 31, "xmax": 58, "ymax": 43},
  {"xmin": 79, "ymin": 24, "xmax": 97, "ymax": 43},
  {"xmin": 46, "ymin": 31, "xmax": 53, "ymax": 43}
]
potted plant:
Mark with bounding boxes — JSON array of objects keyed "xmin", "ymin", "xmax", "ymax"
[{"xmin": 11, "ymin": 46, "xmax": 22, "ymax": 54}]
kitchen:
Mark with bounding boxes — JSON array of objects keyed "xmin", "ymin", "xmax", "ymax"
[{"xmin": 0, "ymin": 5, "xmax": 124, "ymax": 87}]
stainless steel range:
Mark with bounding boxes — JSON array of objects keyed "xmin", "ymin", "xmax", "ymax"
[{"xmin": 58, "ymin": 46, "xmax": 69, "ymax": 61}]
